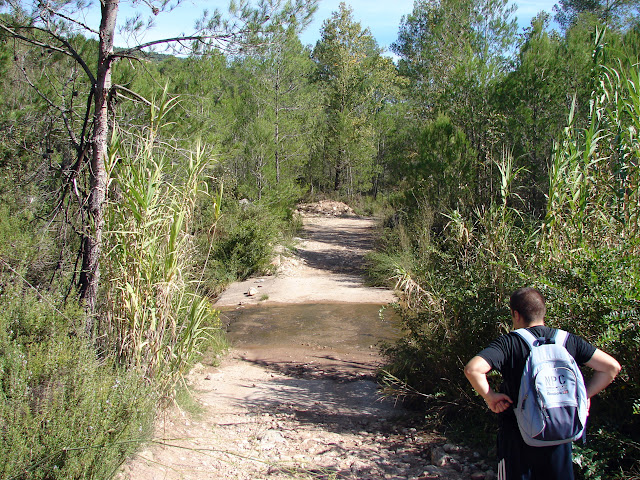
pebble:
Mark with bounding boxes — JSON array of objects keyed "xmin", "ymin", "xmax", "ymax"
[
  {"xmin": 443, "ymin": 443, "xmax": 463, "ymax": 453},
  {"xmin": 430, "ymin": 446, "xmax": 449, "ymax": 466}
]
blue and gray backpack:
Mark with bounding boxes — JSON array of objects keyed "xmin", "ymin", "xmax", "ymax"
[{"xmin": 513, "ymin": 328, "xmax": 588, "ymax": 447}]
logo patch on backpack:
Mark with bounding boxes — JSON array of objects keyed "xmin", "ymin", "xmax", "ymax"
[{"xmin": 513, "ymin": 328, "xmax": 588, "ymax": 447}]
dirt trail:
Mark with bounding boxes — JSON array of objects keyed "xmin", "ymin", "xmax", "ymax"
[
  {"xmin": 118, "ymin": 204, "xmax": 494, "ymax": 480},
  {"xmin": 214, "ymin": 209, "xmax": 395, "ymax": 307}
]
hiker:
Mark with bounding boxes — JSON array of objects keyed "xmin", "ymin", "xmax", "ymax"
[{"xmin": 464, "ymin": 287, "xmax": 621, "ymax": 480}]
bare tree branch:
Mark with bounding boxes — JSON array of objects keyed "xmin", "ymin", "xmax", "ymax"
[
  {"xmin": 112, "ymin": 32, "xmax": 243, "ymax": 57},
  {"xmin": 43, "ymin": 5, "xmax": 99, "ymax": 35},
  {"xmin": 113, "ymin": 84, "xmax": 153, "ymax": 106},
  {"xmin": 16, "ymin": 60, "xmax": 80, "ymax": 150},
  {"xmin": 0, "ymin": 22, "xmax": 97, "ymax": 84}
]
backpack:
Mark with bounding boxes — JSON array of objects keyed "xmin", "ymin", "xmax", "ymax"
[{"xmin": 513, "ymin": 328, "xmax": 588, "ymax": 447}]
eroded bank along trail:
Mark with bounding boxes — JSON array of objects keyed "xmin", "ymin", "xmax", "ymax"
[{"xmin": 118, "ymin": 203, "xmax": 495, "ymax": 480}]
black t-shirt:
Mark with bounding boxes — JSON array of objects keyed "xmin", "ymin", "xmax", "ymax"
[{"xmin": 478, "ymin": 326, "xmax": 597, "ymax": 423}]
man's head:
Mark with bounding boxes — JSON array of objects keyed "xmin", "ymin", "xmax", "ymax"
[{"xmin": 509, "ymin": 287, "xmax": 546, "ymax": 326}]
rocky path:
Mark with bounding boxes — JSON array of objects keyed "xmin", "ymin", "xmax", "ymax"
[{"xmin": 118, "ymin": 203, "xmax": 496, "ymax": 480}]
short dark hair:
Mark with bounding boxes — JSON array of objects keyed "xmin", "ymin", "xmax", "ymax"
[{"xmin": 510, "ymin": 287, "xmax": 546, "ymax": 324}]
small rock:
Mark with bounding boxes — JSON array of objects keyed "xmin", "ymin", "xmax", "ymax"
[
  {"xmin": 257, "ymin": 429, "xmax": 287, "ymax": 449},
  {"xmin": 470, "ymin": 472, "xmax": 486, "ymax": 480},
  {"xmin": 424, "ymin": 464, "xmax": 442, "ymax": 475},
  {"xmin": 420, "ymin": 465, "xmax": 444, "ymax": 478},
  {"xmin": 449, "ymin": 457, "xmax": 462, "ymax": 472},
  {"xmin": 350, "ymin": 460, "xmax": 369, "ymax": 472},
  {"xmin": 430, "ymin": 447, "xmax": 449, "ymax": 467},
  {"xmin": 443, "ymin": 443, "xmax": 462, "ymax": 453}
]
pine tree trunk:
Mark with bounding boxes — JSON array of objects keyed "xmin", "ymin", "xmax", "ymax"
[{"xmin": 79, "ymin": 0, "xmax": 119, "ymax": 335}]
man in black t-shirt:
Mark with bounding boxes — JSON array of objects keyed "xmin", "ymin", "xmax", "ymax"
[{"xmin": 464, "ymin": 287, "xmax": 621, "ymax": 480}]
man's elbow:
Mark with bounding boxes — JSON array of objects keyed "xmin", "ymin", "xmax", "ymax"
[
  {"xmin": 600, "ymin": 359, "xmax": 622, "ymax": 388},
  {"xmin": 464, "ymin": 357, "xmax": 487, "ymax": 379},
  {"xmin": 602, "ymin": 353, "xmax": 622, "ymax": 379},
  {"xmin": 463, "ymin": 363, "xmax": 475, "ymax": 379},
  {"xmin": 588, "ymin": 349, "xmax": 622, "ymax": 380},
  {"xmin": 609, "ymin": 358, "xmax": 622, "ymax": 378}
]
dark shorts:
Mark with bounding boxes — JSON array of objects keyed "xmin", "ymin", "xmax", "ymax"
[{"xmin": 497, "ymin": 418, "xmax": 574, "ymax": 480}]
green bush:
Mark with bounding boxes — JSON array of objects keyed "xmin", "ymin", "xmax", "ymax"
[
  {"xmin": 212, "ymin": 206, "xmax": 278, "ymax": 279},
  {"xmin": 378, "ymin": 201, "xmax": 640, "ymax": 475},
  {"xmin": 200, "ymin": 198, "xmax": 294, "ymax": 292},
  {"xmin": 378, "ymin": 196, "xmax": 531, "ymax": 420},
  {"xmin": 0, "ymin": 282, "xmax": 155, "ymax": 480},
  {"xmin": 539, "ymin": 246, "xmax": 640, "ymax": 477}
]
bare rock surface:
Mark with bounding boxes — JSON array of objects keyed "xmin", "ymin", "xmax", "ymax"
[
  {"xmin": 118, "ymin": 204, "xmax": 494, "ymax": 480},
  {"xmin": 295, "ymin": 200, "xmax": 355, "ymax": 217}
]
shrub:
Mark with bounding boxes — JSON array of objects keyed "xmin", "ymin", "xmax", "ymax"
[
  {"xmin": 539, "ymin": 245, "xmax": 640, "ymax": 477},
  {"xmin": 0, "ymin": 282, "xmax": 155, "ymax": 480},
  {"xmin": 378, "ymin": 192, "xmax": 532, "ymax": 427},
  {"xmin": 202, "ymin": 199, "xmax": 288, "ymax": 291}
]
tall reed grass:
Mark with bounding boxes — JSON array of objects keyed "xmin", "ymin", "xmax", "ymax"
[
  {"xmin": 102, "ymin": 92, "xmax": 224, "ymax": 392},
  {"xmin": 544, "ymin": 27, "xmax": 640, "ymax": 251}
]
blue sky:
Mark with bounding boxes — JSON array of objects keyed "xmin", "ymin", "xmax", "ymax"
[
  {"xmin": 299, "ymin": 0, "xmax": 559, "ymax": 50},
  {"xmin": 106, "ymin": 0, "xmax": 560, "ymax": 52}
]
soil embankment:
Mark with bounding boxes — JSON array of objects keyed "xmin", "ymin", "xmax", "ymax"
[{"xmin": 118, "ymin": 203, "xmax": 494, "ymax": 480}]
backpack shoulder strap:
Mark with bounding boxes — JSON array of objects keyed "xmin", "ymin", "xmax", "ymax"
[
  {"xmin": 513, "ymin": 328, "xmax": 537, "ymax": 348},
  {"xmin": 553, "ymin": 329, "xmax": 569, "ymax": 347}
]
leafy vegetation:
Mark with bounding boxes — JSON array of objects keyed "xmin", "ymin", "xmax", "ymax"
[
  {"xmin": 375, "ymin": 25, "xmax": 640, "ymax": 479},
  {"xmin": 0, "ymin": 279, "xmax": 155, "ymax": 479},
  {"xmin": 102, "ymin": 94, "xmax": 227, "ymax": 391}
]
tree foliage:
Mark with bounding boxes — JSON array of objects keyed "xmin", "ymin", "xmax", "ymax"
[
  {"xmin": 311, "ymin": 2, "xmax": 402, "ymax": 195},
  {"xmin": 391, "ymin": 0, "xmax": 517, "ymax": 207},
  {"xmin": 392, "ymin": 0, "xmax": 516, "ymax": 116},
  {"xmin": 554, "ymin": 0, "xmax": 640, "ymax": 29},
  {"xmin": 0, "ymin": 0, "xmax": 317, "ymax": 327},
  {"xmin": 224, "ymin": 28, "xmax": 319, "ymax": 202}
]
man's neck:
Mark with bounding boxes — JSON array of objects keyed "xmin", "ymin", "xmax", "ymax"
[
  {"xmin": 522, "ymin": 321, "xmax": 545, "ymax": 328},
  {"xmin": 513, "ymin": 313, "xmax": 545, "ymax": 330}
]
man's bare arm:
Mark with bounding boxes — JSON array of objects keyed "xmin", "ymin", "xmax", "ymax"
[
  {"xmin": 584, "ymin": 348, "xmax": 621, "ymax": 398},
  {"xmin": 464, "ymin": 356, "xmax": 513, "ymax": 413}
]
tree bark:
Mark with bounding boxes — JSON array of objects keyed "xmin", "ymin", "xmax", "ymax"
[
  {"xmin": 274, "ymin": 51, "xmax": 281, "ymax": 184},
  {"xmin": 79, "ymin": 0, "xmax": 119, "ymax": 334}
]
